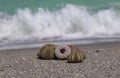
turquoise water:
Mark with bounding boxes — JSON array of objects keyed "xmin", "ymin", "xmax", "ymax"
[{"xmin": 0, "ymin": 0, "xmax": 120, "ymax": 14}]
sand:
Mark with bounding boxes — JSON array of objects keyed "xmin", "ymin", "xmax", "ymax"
[{"xmin": 0, "ymin": 42, "xmax": 120, "ymax": 78}]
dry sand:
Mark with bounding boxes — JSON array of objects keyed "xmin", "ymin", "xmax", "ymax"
[{"xmin": 0, "ymin": 42, "xmax": 120, "ymax": 78}]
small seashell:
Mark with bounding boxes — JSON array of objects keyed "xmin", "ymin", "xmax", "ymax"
[
  {"xmin": 67, "ymin": 45, "xmax": 86, "ymax": 63},
  {"xmin": 37, "ymin": 44, "xmax": 57, "ymax": 60},
  {"xmin": 55, "ymin": 45, "xmax": 71, "ymax": 60}
]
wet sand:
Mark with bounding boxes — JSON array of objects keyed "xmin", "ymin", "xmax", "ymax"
[{"xmin": 0, "ymin": 42, "xmax": 120, "ymax": 78}]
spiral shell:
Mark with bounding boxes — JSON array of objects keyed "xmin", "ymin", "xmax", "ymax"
[
  {"xmin": 55, "ymin": 45, "xmax": 71, "ymax": 60},
  {"xmin": 67, "ymin": 45, "xmax": 86, "ymax": 63},
  {"xmin": 37, "ymin": 44, "xmax": 57, "ymax": 60}
]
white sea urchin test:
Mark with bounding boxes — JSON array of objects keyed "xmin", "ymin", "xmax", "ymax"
[{"xmin": 55, "ymin": 45, "xmax": 71, "ymax": 60}]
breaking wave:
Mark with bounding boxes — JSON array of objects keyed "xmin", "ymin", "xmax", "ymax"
[{"xmin": 0, "ymin": 4, "xmax": 120, "ymax": 49}]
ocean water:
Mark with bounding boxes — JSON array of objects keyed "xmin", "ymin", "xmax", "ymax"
[{"xmin": 0, "ymin": 0, "xmax": 120, "ymax": 49}]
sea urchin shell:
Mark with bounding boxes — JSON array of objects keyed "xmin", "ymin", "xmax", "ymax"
[
  {"xmin": 67, "ymin": 45, "xmax": 86, "ymax": 63},
  {"xmin": 37, "ymin": 44, "xmax": 57, "ymax": 60},
  {"xmin": 55, "ymin": 45, "xmax": 71, "ymax": 60}
]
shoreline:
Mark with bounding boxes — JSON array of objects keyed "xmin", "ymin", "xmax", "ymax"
[
  {"xmin": 0, "ymin": 37, "xmax": 120, "ymax": 50},
  {"xmin": 0, "ymin": 41, "xmax": 120, "ymax": 56},
  {"xmin": 0, "ymin": 41, "xmax": 120, "ymax": 51}
]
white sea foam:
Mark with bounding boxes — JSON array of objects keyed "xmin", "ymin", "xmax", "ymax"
[{"xmin": 0, "ymin": 4, "xmax": 120, "ymax": 44}]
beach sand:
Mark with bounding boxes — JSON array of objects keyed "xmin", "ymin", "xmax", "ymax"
[{"xmin": 0, "ymin": 42, "xmax": 120, "ymax": 78}]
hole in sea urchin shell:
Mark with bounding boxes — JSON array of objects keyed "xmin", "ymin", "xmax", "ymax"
[{"xmin": 60, "ymin": 48, "xmax": 66, "ymax": 54}]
